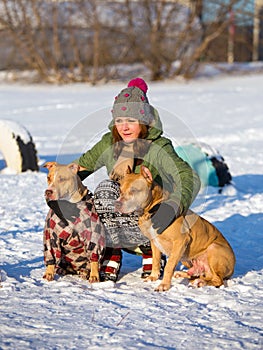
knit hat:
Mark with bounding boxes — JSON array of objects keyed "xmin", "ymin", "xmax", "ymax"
[
  {"xmin": 111, "ymin": 78, "xmax": 153, "ymax": 125},
  {"xmin": 128, "ymin": 77, "xmax": 148, "ymax": 94}
]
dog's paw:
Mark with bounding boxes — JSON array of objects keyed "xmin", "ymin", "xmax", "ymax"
[
  {"xmin": 174, "ymin": 271, "xmax": 189, "ymax": 279},
  {"xmin": 190, "ymin": 278, "xmax": 206, "ymax": 288},
  {"xmin": 144, "ymin": 273, "xmax": 159, "ymax": 282},
  {"xmin": 154, "ymin": 282, "xmax": 171, "ymax": 292},
  {"xmin": 89, "ymin": 275, "xmax": 100, "ymax": 283},
  {"xmin": 43, "ymin": 273, "xmax": 55, "ymax": 281},
  {"xmin": 43, "ymin": 265, "xmax": 55, "ymax": 281}
]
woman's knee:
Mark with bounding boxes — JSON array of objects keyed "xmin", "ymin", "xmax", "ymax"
[
  {"xmin": 94, "ymin": 179, "xmax": 120, "ymax": 214},
  {"xmin": 94, "ymin": 179, "xmax": 120, "ymax": 200}
]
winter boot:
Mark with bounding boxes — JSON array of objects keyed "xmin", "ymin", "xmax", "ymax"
[
  {"xmin": 139, "ymin": 243, "xmax": 152, "ymax": 278},
  {"xmin": 140, "ymin": 243, "xmax": 166, "ymax": 279},
  {"xmin": 99, "ymin": 247, "xmax": 122, "ymax": 282}
]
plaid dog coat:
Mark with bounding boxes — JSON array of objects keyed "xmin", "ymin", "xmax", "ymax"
[{"xmin": 43, "ymin": 193, "xmax": 106, "ymax": 276}]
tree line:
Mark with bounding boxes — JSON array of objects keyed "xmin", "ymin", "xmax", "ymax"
[{"xmin": 0, "ymin": 0, "xmax": 260, "ymax": 83}]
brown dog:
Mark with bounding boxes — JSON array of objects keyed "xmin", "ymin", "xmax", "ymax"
[
  {"xmin": 43, "ymin": 162, "xmax": 105, "ymax": 283},
  {"xmin": 116, "ymin": 166, "xmax": 236, "ymax": 292}
]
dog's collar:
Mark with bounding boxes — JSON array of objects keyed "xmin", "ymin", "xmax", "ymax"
[
  {"xmin": 47, "ymin": 200, "xmax": 72, "ymax": 226},
  {"xmin": 47, "ymin": 191, "xmax": 93, "ymax": 226}
]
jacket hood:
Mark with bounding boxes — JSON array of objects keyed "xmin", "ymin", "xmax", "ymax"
[{"xmin": 108, "ymin": 105, "xmax": 163, "ymax": 141}]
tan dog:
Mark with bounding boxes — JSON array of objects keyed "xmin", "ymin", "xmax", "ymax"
[
  {"xmin": 116, "ymin": 166, "xmax": 236, "ymax": 292},
  {"xmin": 43, "ymin": 162, "xmax": 105, "ymax": 283}
]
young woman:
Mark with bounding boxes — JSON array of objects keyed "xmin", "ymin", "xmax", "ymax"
[{"xmin": 75, "ymin": 78, "xmax": 201, "ymax": 282}]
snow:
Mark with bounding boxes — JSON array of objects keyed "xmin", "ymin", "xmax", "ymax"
[
  {"xmin": 0, "ymin": 119, "xmax": 32, "ymax": 144},
  {"xmin": 0, "ymin": 72, "xmax": 263, "ymax": 350}
]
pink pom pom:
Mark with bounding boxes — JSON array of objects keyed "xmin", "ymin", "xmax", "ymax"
[{"xmin": 128, "ymin": 78, "xmax": 148, "ymax": 94}]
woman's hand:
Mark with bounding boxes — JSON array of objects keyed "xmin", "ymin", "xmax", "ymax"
[{"xmin": 150, "ymin": 201, "xmax": 179, "ymax": 234}]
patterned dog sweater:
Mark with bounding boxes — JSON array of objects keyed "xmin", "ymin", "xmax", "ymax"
[{"xmin": 43, "ymin": 193, "xmax": 106, "ymax": 275}]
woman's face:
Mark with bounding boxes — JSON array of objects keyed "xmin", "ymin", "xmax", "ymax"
[{"xmin": 114, "ymin": 117, "xmax": 142, "ymax": 143}]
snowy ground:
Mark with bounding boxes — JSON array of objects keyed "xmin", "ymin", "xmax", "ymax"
[{"xmin": 0, "ymin": 73, "xmax": 262, "ymax": 349}]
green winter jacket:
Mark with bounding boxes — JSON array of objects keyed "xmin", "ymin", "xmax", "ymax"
[{"xmin": 75, "ymin": 110, "xmax": 200, "ymax": 216}]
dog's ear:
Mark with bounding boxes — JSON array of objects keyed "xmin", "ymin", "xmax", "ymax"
[
  {"xmin": 68, "ymin": 163, "xmax": 79, "ymax": 174},
  {"xmin": 43, "ymin": 162, "xmax": 57, "ymax": 170},
  {"xmin": 141, "ymin": 166, "xmax": 153, "ymax": 183}
]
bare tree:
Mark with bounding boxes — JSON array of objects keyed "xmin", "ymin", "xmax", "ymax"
[
  {"xmin": 0, "ymin": 0, "xmax": 258, "ymax": 83},
  {"xmin": 174, "ymin": 0, "xmax": 252, "ymax": 78},
  {"xmin": 106, "ymin": 0, "xmax": 254, "ymax": 80},
  {"xmin": 0, "ymin": 0, "xmax": 96, "ymax": 82},
  {"xmin": 108, "ymin": 0, "xmax": 200, "ymax": 80},
  {"xmin": 253, "ymin": 0, "xmax": 263, "ymax": 61},
  {"xmin": 0, "ymin": 0, "xmax": 48, "ymax": 79}
]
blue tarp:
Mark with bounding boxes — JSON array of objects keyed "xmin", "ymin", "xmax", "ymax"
[{"xmin": 175, "ymin": 144, "xmax": 219, "ymax": 187}]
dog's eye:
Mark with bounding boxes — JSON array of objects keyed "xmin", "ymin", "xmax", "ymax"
[
  {"xmin": 130, "ymin": 187, "xmax": 140, "ymax": 195},
  {"xmin": 58, "ymin": 176, "xmax": 67, "ymax": 183}
]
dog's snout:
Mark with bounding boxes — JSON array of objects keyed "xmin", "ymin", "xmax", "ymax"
[{"xmin": 45, "ymin": 189, "xmax": 53, "ymax": 198}]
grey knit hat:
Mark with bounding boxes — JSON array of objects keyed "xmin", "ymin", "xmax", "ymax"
[{"xmin": 111, "ymin": 86, "xmax": 153, "ymax": 125}]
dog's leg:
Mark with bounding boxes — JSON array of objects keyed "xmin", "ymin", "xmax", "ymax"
[
  {"xmin": 199, "ymin": 274, "xmax": 223, "ymax": 287},
  {"xmin": 89, "ymin": 261, "xmax": 100, "ymax": 283},
  {"xmin": 202, "ymin": 242, "xmax": 235, "ymax": 288},
  {"xmin": 174, "ymin": 260, "xmax": 192, "ymax": 279},
  {"xmin": 155, "ymin": 236, "xmax": 190, "ymax": 292},
  {"xmin": 43, "ymin": 265, "xmax": 55, "ymax": 281},
  {"xmin": 144, "ymin": 241, "xmax": 161, "ymax": 282},
  {"xmin": 174, "ymin": 271, "xmax": 191, "ymax": 279}
]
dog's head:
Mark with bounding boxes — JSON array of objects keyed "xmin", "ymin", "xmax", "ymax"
[
  {"xmin": 43, "ymin": 162, "xmax": 83, "ymax": 203},
  {"xmin": 115, "ymin": 166, "xmax": 153, "ymax": 214}
]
